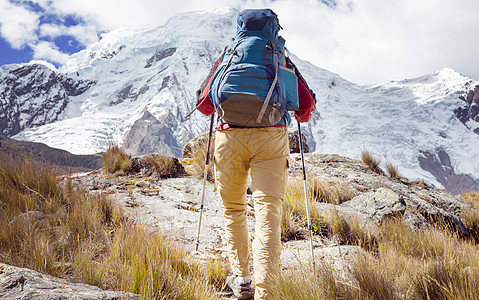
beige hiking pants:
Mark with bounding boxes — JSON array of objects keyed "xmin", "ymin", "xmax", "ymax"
[{"xmin": 214, "ymin": 127, "xmax": 289, "ymax": 300}]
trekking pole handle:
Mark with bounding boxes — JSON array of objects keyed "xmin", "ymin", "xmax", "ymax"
[
  {"xmin": 297, "ymin": 119, "xmax": 307, "ymax": 180},
  {"xmin": 205, "ymin": 114, "xmax": 215, "ymax": 165}
]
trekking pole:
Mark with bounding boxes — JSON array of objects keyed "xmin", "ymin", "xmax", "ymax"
[
  {"xmin": 297, "ymin": 119, "xmax": 315, "ymax": 268},
  {"xmin": 196, "ymin": 114, "xmax": 215, "ymax": 251}
]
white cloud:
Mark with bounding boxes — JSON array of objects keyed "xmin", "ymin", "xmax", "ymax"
[
  {"xmin": 271, "ymin": 0, "xmax": 479, "ymax": 84},
  {"xmin": 0, "ymin": 0, "xmax": 39, "ymax": 48},
  {"xmin": 30, "ymin": 40, "xmax": 69, "ymax": 64},
  {"xmin": 39, "ymin": 23, "xmax": 99, "ymax": 46}
]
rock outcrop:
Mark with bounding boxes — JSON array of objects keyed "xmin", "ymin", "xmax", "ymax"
[
  {"xmin": 292, "ymin": 154, "xmax": 475, "ymax": 236},
  {"xmin": 456, "ymin": 85, "xmax": 479, "ymax": 135},
  {"xmin": 69, "ymin": 152, "xmax": 477, "ymax": 257},
  {"xmin": 341, "ymin": 188, "xmax": 406, "ymax": 224},
  {"xmin": 0, "ymin": 263, "xmax": 139, "ymax": 299},
  {"xmin": 0, "ymin": 63, "xmax": 95, "ymax": 137},
  {"xmin": 1, "ymin": 150, "xmax": 476, "ymax": 297},
  {"xmin": 418, "ymin": 148, "xmax": 479, "ymax": 195}
]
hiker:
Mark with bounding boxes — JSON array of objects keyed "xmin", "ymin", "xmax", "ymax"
[{"xmin": 195, "ymin": 8, "xmax": 315, "ymax": 299}]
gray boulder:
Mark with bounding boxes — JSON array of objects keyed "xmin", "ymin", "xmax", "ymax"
[
  {"xmin": 0, "ymin": 263, "xmax": 139, "ymax": 300},
  {"xmin": 341, "ymin": 188, "xmax": 406, "ymax": 224}
]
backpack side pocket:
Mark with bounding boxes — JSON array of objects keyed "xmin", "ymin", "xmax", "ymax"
[{"xmin": 278, "ymin": 65, "xmax": 299, "ymax": 111}]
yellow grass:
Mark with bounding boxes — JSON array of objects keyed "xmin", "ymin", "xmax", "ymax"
[
  {"xmin": 282, "ymin": 177, "xmax": 357, "ymax": 240},
  {"xmin": 145, "ymin": 153, "xmax": 176, "ymax": 178},
  {"xmin": 273, "ymin": 218, "xmax": 479, "ymax": 299},
  {"xmin": 385, "ymin": 161, "xmax": 401, "ymax": 179},
  {"xmin": 0, "ymin": 156, "xmax": 221, "ymax": 299},
  {"xmin": 4, "ymin": 155, "xmax": 479, "ymax": 299},
  {"xmin": 102, "ymin": 144, "xmax": 132, "ymax": 174},
  {"xmin": 182, "ymin": 140, "xmax": 214, "ymax": 182},
  {"xmin": 361, "ymin": 150, "xmax": 383, "ymax": 175},
  {"xmin": 460, "ymin": 192, "xmax": 479, "ymax": 243},
  {"xmin": 461, "ymin": 192, "xmax": 479, "ymax": 210}
]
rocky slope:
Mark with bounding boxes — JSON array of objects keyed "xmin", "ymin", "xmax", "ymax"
[
  {"xmin": 455, "ymin": 84, "xmax": 479, "ymax": 134},
  {"xmin": 67, "ymin": 151, "xmax": 477, "ymax": 266},
  {"xmin": 0, "ymin": 134, "xmax": 101, "ymax": 174}
]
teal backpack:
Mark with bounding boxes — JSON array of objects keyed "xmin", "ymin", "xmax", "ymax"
[{"xmin": 209, "ymin": 9, "xmax": 299, "ymax": 127}]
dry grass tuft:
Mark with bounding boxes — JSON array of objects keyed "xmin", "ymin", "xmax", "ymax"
[
  {"xmin": 206, "ymin": 257, "xmax": 230, "ymax": 291},
  {"xmin": 282, "ymin": 177, "xmax": 361, "ymax": 242},
  {"xmin": 145, "ymin": 153, "xmax": 176, "ymax": 178},
  {"xmin": 270, "ymin": 263, "xmax": 355, "ymax": 299},
  {"xmin": 287, "ymin": 177, "xmax": 356, "ymax": 206},
  {"xmin": 461, "ymin": 191, "xmax": 479, "ymax": 238},
  {"xmin": 385, "ymin": 162, "xmax": 401, "ymax": 179},
  {"xmin": 102, "ymin": 144, "xmax": 132, "ymax": 174},
  {"xmin": 0, "ymin": 157, "xmax": 119, "ymax": 276},
  {"xmin": 461, "ymin": 192, "xmax": 479, "ymax": 209},
  {"xmin": 411, "ymin": 179, "xmax": 430, "ymax": 188},
  {"xmin": 183, "ymin": 142, "xmax": 214, "ymax": 182},
  {"xmin": 361, "ymin": 150, "xmax": 383, "ymax": 175},
  {"xmin": 352, "ymin": 254, "xmax": 396, "ymax": 300},
  {"xmin": 282, "ymin": 177, "xmax": 328, "ymax": 240},
  {"xmin": 91, "ymin": 224, "xmax": 216, "ymax": 299}
]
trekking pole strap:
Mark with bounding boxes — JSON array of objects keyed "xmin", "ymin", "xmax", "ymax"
[{"xmin": 297, "ymin": 119, "xmax": 307, "ymax": 180}]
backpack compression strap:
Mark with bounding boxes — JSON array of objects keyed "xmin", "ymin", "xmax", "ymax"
[
  {"xmin": 256, "ymin": 42, "xmax": 278, "ymax": 124},
  {"xmin": 220, "ymin": 41, "xmax": 241, "ymax": 79},
  {"xmin": 186, "ymin": 42, "xmax": 241, "ymax": 118}
]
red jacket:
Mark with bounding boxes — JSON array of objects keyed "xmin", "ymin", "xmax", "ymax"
[{"xmin": 195, "ymin": 53, "xmax": 316, "ymax": 123}]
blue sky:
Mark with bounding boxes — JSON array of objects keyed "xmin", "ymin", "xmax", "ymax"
[
  {"xmin": 0, "ymin": 8, "xmax": 85, "ymax": 66},
  {"xmin": 1, "ymin": 0, "xmax": 479, "ymax": 85}
]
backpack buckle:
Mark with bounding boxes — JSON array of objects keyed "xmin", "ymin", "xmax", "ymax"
[{"xmin": 266, "ymin": 44, "xmax": 277, "ymax": 54}]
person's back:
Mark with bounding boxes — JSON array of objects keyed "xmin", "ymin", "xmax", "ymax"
[{"xmin": 194, "ymin": 8, "xmax": 316, "ymax": 299}]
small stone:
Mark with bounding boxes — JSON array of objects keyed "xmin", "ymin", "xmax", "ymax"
[{"xmin": 135, "ymin": 180, "xmax": 149, "ymax": 188}]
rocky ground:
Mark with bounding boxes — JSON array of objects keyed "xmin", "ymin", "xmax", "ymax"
[{"xmin": 2, "ymin": 134, "xmax": 478, "ymax": 298}]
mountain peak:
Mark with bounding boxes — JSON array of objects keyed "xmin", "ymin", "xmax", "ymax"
[{"xmin": 434, "ymin": 67, "xmax": 470, "ymax": 81}]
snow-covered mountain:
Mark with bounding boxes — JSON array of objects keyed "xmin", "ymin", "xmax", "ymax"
[
  {"xmin": 1, "ymin": 8, "xmax": 478, "ymax": 194},
  {"xmin": 0, "ymin": 62, "xmax": 94, "ymax": 137}
]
